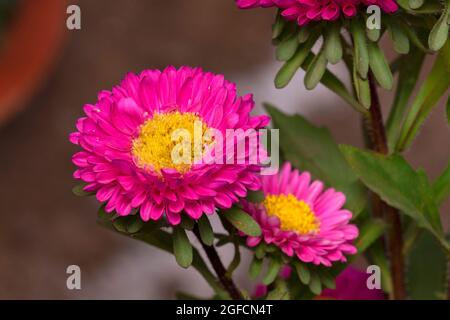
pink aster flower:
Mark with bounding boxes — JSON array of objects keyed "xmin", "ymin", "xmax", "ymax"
[
  {"xmin": 70, "ymin": 66, "xmax": 270, "ymax": 225},
  {"xmin": 236, "ymin": 0, "xmax": 398, "ymax": 26},
  {"xmin": 242, "ymin": 162, "xmax": 358, "ymax": 266}
]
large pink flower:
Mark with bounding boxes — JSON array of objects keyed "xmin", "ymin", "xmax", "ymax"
[
  {"xmin": 242, "ymin": 162, "xmax": 358, "ymax": 266},
  {"xmin": 236, "ymin": 0, "xmax": 398, "ymax": 25},
  {"xmin": 70, "ymin": 66, "xmax": 269, "ymax": 225}
]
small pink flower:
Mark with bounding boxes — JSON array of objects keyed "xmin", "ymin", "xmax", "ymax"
[
  {"xmin": 235, "ymin": 0, "xmax": 398, "ymax": 26},
  {"xmin": 242, "ymin": 162, "xmax": 358, "ymax": 266},
  {"xmin": 70, "ymin": 66, "xmax": 269, "ymax": 225}
]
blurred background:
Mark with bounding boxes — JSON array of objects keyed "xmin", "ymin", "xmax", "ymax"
[{"xmin": 0, "ymin": 0, "xmax": 448, "ymax": 299}]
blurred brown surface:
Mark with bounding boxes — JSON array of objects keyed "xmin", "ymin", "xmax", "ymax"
[{"xmin": 0, "ymin": 0, "xmax": 448, "ymax": 299}]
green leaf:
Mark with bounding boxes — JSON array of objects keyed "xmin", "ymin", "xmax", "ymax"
[
  {"xmin": 266, "ymin": 279, "xmax": 290, "ymax": 300},
  {"xmin": 298, "ymin": 25, "xmax": 310, "ymax": 43},
  {"xmin": 428, "ymin": 2, "xmax": 450, "ymax": 51},
  {"xmin": 408, "ymin": 0, "xmax": 424, "ymax": 9},
  {"xmin": 308, "ymin": 272, "xmax": 322, "ymax": 295},
  {"xmin": 324, "ymin": 24, "xmax": 342, "ymax": 64},
  {"xmin": 198, "ymin": 215, "xmax": 214, "ymax": 246},
  {"xmin": 263, "ymin": 257, "xmax": 282, "ymax": 285},
  {"xmin": 386, "ymin": 48, "xmax": 425, "ymax": 150},
  {"xmin": 72, "ymin": 183, "xmax": 94, "ymax": 197},
  {"xmin": 319, "ymin": 271, "xmax": 336, "ymax": 290},
  {"xmin": 340, "ymin": 145, "xmax": 444, "ymax": 240},
  {"xmin": 367, "ymin": 41, "xmax": 393, "ymax": 90},
  {"xmin": 407, "ymin": 232, "xmax": 448, "ymax": 299},
  {"xmin": 294, "ymin": 261, "xmax": 311, "ymax": 285},
  {"xmin": 249, "ymin": 256, "xmax": 263, "ymax": 280},
  {"xmin": 275, "ymin": 33, "xmax": 319, "ymax": 88},
  {"xmin": 266, "ymin": 105, "xmax": 367, "ymax": 216},
  {"xmin": 397, "ymin": 41, "xmax": 450, "ymax": 151},
  {"xmin": 97, "ymin": 205, "xmax": 112, "ymax": 222},
  {"xmin": 386, "ymin": 17, "xmax": 410, "ymax": 54},
  {"xmin": 247, "ymin": 190, "xmax": 265, "ymax": 203},
  {"xmin": 351, "ymin": 19, "xmax": 370, "ymax": 79},
  {"xmin": 353, "ymin": 62, "xmax": 371, "ymax": 109},
  {"xmin": 255, "ymin": 243, "xmax": 267, "ymax": 259},
  {"xmin": 304, "ymin": 48, "xmax": 328, "ymax": 90},
  {"xmin": 354, "ymin": 219, "xmax": 386, "ymax": 253},
  {"xmin": 272, "ymin": 11, "xmax": 286, "ymax": 39},
  {"xmin": 173, "ymin": 226, "xmax": 193, "ymax": 268},
  {"xmin": 433, "ymin": 161, "xmax": 450, "ymax": 205},
  {"xmin": 303, "ymin": 54, "xmax": 367, "ymax": 114},
  {"xmin": 223, "ymin": 207, "xmax": 262, "ymax": 237},
  {"xmin": 126, "ymin": 216, "xmax": 144, "ymax": 234},
  {"xmin": 276, "ymin": 34, "xmax": 299, "ymax": 61}
]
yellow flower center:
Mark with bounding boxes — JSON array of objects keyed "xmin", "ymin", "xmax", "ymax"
[
  {"xmin": 263, "ymin": 194, "xmax": 320, "ymax": 235},
  {"xmin": 131, "ymin": 111, "xmax": 212, "ymax": 174}
]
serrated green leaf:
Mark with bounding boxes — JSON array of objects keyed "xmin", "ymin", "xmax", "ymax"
[
  {"xmin": 407, "ymin": 232, "xmax": 448, "ymax": 299},
  {"xmin": 351, "ymin": 19, "xmax": 369, "ymax": 79},
  {"xmin": 249, "ymin": 256, "xmax": 263, "ymax": 280},
  {"xmin": 340, "ymin": 145, "xmax": 444, "ymax": 242},
  {"xmin": 198, "ymin": 215, "xmax": 214, "ymax": 246},
  {"xmin": 263, "ymin": 257, "xmax": 282, "ymax": 285},
  {"xmin": 324, "ymin": 24, "xmax": 342, "ymax": 64},
  {"xmin": 173, "ymin": 226, "xmax": 193, "ymax": 268},
  {"xmin": 294, "ymin": 261, "xmax": 311, "ymax": 285},
  {"xmin": 308, "ymin": 272, "xmax": 322, "ymax": 295},
  {"xmin": 224, "ymin": 207, "xmax": 262, "ymax": 237},
  {"xmin": 276, "ymin": 34, "xmax": 299, "ymax": 61},
  {"xmin": 367, "ymin": 41, "xmax": 393, "ymax": 90},
  {"xmin": 304, "ymin": 48, "xmax": 328, "ymax": 90},
  {"xmin": 355, "ymin": 219, "xmax": 385, "ymax": 253},
  {"xmin": 265, "ymin": 105, "xmax": 367, "ymax": 216},
  {"xmin": 275, "ymin": 33, "xmax": 320, "ymax": 88},
  {"xmin": 72, "ymin": 184, "xmax": 94, "ymax": 197}
]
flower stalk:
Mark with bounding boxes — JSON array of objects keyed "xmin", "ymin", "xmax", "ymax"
[{"xmin": 366, "ymin": 73, "xmax": 405, "ymax": 300}]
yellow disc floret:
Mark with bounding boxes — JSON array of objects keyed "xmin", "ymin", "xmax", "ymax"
[
  {"xmin": 132, "ymin": 111, "xmax": 212, "ymax": 174},
  {"xmin": 263, "ymin": 194, "xmax": 320, "ymax": 235}
]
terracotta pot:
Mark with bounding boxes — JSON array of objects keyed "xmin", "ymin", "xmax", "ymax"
[{"xmin": 0, "ymin": 0, "xmax": 67, "ymax": 125}]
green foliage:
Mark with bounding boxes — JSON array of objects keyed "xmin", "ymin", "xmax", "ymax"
[
  {"xmin": 340, "ymin": 145, "xmax": 448, "ymax": 251},
  {"xmin": 304, "ymin": 48, "xmax": 328, "ymax": 90},
  {"xmin": 198, "ymin": 215, "xmax": 214, "ymax": 246},
  {"xmin": 433, "ymin": 161, "xmax": 450, "ymax": 205},
  {"xmin": 406, "ymin": 232, "xmax": 449, "ymax": 299},
  {"xmin": 397, "ymin": 41, "xmax": 450, "ymax": 151},
  {"xmin": 263, "ymin": 257, "xmax": 282, "ymax": 285},
  {"xmin": 266, "ymin": 105, "xmax": 367, "ymax": 216},
  {"xmin": 367, "ymin": 41, "xmax": 393, "ymax": 90},
  {"xmin": 324, "ymin": 23, "xmax": 343, "ymax": 65},
  {"xmin": 223, "ymin": 207, "xmax": 261, "ymax": 237},
  {"xmin": 428, "ymin": 0, "xmax": 450, "ymax": 51},
  {"xmin": 248, "ymin": 256, "xmax": 263, "ymax": 280},
  {"xmin": 351, "ymin": 19, "xmax": 370, "ymax": 79},
  {"xmin": 266, "ymin": 279, "xmax": 290, "ymax": 300},
  {"xmin": 354, "ymin": 219, "xmax": 386, "ymax": 253},
  {"xmin": 246, "ymin": 190, "xmax": 265, "ymax": 203},
  {"xmin": 173, "ymin": 226, "xmax": 193, "ymax": 268}
]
